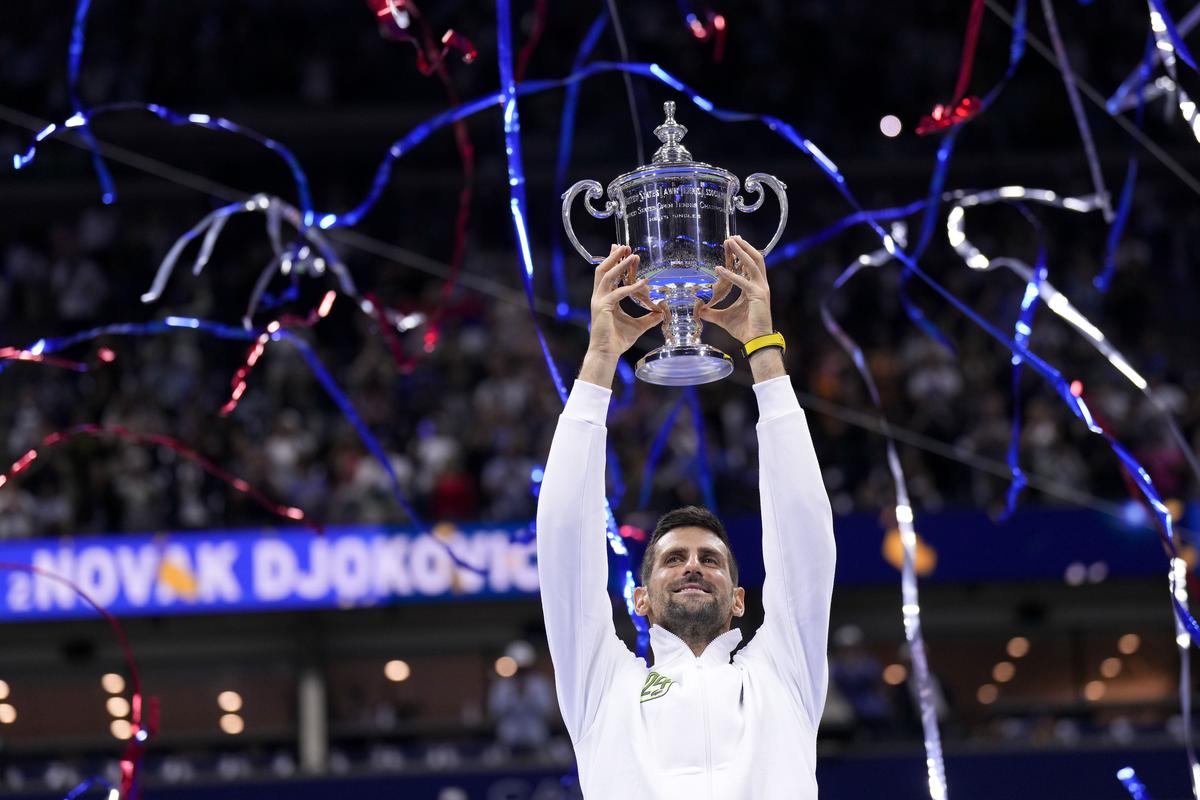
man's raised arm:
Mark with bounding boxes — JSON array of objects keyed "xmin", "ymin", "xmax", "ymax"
[
  {"xmin": 699, "ymin": 236, "xmax": 837, "ymax": 729},
  {"xmin": 536, "ymin": 245, "xmax": 663, "ymax": 743}
]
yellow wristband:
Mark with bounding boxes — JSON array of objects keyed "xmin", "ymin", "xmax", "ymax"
[{"xmin": 741, "ymin": 331, "xmax": 786, "ymax": 359}]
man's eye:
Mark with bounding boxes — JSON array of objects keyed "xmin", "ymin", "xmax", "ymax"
[
  {"xmin": 704, "ymin": 557, "xmax": 718, "ymax": 564},
  {"xmin": 666, "ymin": 555, "xmax": 681, "ymax": 564}
]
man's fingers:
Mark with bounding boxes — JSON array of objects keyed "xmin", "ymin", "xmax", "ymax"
[
  {"xmin": 610, "ymin": 278, "xmax": 648, "ymax": 301},
  {"xmin": 715, "ymin": 265, "xmax": 753, "ymax": 291},
  {"xmin": 696, "ymin": 302, "xmax": 722, "ymax": 322},
  {"xmin": 707, "ymin": 276, "xmax": 734, "ymax": 308},
  {"xmin": 729, "ymin": 236, "xmax": 767, "ymax": 281},
  {"xmin": 633, "ymin": 285, "xmax": 655, "ymax": 309},
  {"xmin": 601, "ymin": 254, "xmax": 638, "ymax": 293},
  {"xmin": 594, "ymin": 245, "xmax": 628, "ymax": 289},
  {"xmin": 637, "ymin": 304, "xmax": 666, "ymax": 332}
]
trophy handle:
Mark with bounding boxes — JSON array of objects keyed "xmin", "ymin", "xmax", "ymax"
[
  {"xmin": 733, "ymin": 173, "xmax": 788, "ymax": 256},
  {"xmin": 562, "ymin": 179, "xmax": 618, "ymax": 264}
]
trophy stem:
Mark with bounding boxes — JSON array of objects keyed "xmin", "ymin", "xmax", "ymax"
[
  {"xmin": 635, "ymin": 284, "xmax": 733, "ymax": 386},
  {"xmin": 661, "ymin": 286, "xmax": 704, "ymax": 349}
]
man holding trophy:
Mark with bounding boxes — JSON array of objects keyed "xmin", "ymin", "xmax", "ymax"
[{"xmin": 539, "ymin": 190, "xmax": 836, "ymax": 796}]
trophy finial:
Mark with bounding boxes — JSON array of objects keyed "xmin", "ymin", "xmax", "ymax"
[{"xmin": 652, "ymin": 101, "xmax": 692, "ymax": 163}]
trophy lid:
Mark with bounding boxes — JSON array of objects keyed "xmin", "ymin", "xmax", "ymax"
[
  {"xmin": 652, "ymin": 101, "xmax": 692, "ymax": 163},
  {"xmin": 606, "ymin": 101, "xmax": 737, "ymax": 196}
]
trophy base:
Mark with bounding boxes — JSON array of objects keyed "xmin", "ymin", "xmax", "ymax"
[{"xmin": 635, "ymin": 345, "xmax": 734, "ymax": 386}]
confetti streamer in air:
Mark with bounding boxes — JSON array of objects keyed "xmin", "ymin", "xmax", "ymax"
[
  {"xmin": 0, "ymin": 347, "xmax": 90, "ymax": 372},
  {"xmin": 1148, "ymin": 0, "xmax": 1199, "ymax": 72},
  {"xmin": 220, "ymin": 291, "xmax": 338, "ymax": 416},
  {"xmin": 638, "ymin": 396, "xmax": 687, "ymax": 510},
  {"xmin": 998, "ymin": 205, "xmax": 1047, "ymax": 518},
  {"xmin": 496, "ymin": 0, "xmax": 648, "ymax": 654},
  {"xmin": 0, "ymin": 562, "xmax": 156, "ymax": 798},
  {"xmin": 67, "ymin": 0, "xmax": 115, "ymax": 205},
  {"xmin": 1108, "ymin": 5, "xmax": 1200, "ymax": 114},
  {"xmin": 916, "ymin": 0, "xmax": 986, "ymax": 135},
  {"xmin": 1040, "ymin": 0, "xmax": 1113, "ymax": 221},
  {"xmin": 552, "ymin": 10, "xmax": 610, "ymax": 319},
  {"xmin": 676, "ymin": 1, "xmax": 728, "ymax": 61},
  {"xmin": 1145, "ymin": 0, "xmax": 1200, "ymax": 142},
  {"xmin": 821, "ymin": 222, "xmax": 949, "ymax": 800},
  {"xmin": 904, "ymin": 0, "xmax": 1027, "ymax": 352},
  {"xmin": 369, "ymin": 0, "xmax": 478, "ymax": 76},
  {"xmin": 138, "ymin": 193, "xmax": 424, "ymax": 339},
  {"xmin": 1098, "ymin": 37, "xmax": 1153, "ymax": 292},
  {"xmin": 684, "ymin": 387, "xmax": 718, "ymax": 513},
  {"xmin": 604, "ymin": 0, "xmax": 647, "ymax": 164},
  {"xmin": 515, "ymin": 0, "xmax": 549, "ymax": 81},
  {"xmin": 1117, "ymin": 767, "xmax": 1154, "ymax": 800},
  {"xmin": 64, "ymin": 775, "xmax": 120, "ymax": 800},
  {"xmin": 7, "ymin": 318, "xmax": 423, "ymax": 523},
  {"xmin": 370, "ymin": 0, "xmax": 478, "ymax": 355},
  {"xmin": 14, "ymin": 103, "xmax": 318, "ymax": 227},
  {"xmin": 944, "ymin": 186, "xmax": 1200, "ymax": 485},
  {"xmin": 0, "ymin": 424, "xmax": 314, "ymax": 529},
  {"xmin": 946, "ymin": 189, "xmax": 1200, "ymax": 795}
]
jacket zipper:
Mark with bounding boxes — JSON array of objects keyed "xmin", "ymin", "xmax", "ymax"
[{"xmin": 698, "ymin": 658, "xmax": 713, "ymax": 800}]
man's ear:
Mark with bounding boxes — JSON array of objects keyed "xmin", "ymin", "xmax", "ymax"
[
  {"xmin": 731, "ymin": 586, "xmax": 746, "ymax": 618},
  {"xmin": 633, "ymin": 584, "xmax": 650, "ymax": 617}
]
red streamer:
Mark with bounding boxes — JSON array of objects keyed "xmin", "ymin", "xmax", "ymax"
[
  {"xmin": 0, "ymin": 562, "xmax": 157, "ymax": 799},
  {"xmin": 916, "ymin": 96, "xmax": 982, "ymax": 135},
  {"xmin": 0, "ymin": 425, "xmax": 317, "ymax": 531},
  {"xmin": 365, "ymin": 0, "xmax": 476, "ymax": 357},
  {"xmin": 515, "ymin": 0, "xmax": 549, "ymax": 81},
  {"xmin": 684, "ymin": 9, "xmax": 728, "ymax": 62},
  {"xmin": 0, "ymin": 346, "xmax": 102, "ymax": 372},
  {"xmin": 916, "ymin": 0, "xmax": 985, "ymax": 135},
  {"xmin": 221, "ymin": 290, "xmax": 337, "ymax": 416},
  {"xmin": 367, "ymin": 0, "xmax": 478, "ymax": 75}
]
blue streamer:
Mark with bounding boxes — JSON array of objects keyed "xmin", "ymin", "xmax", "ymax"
[
  {"xmin": 551, "ymin": 10, "xmax": 610, "ymax": 319},
  {"xmin": 612, "ymin": 357, "xmax": 637, "ymax": 411},
  {"xmin": 637, "ymin": 396, "xmax": 687, "ymax": 510},
  {"xmin": 67, "ymin": 0, "xmax": 115, "ymax": 205},
  {"xmin": 14, "ymin": 102, "xmax": 317, "ymax": 228},
  {"xmin": 766, "ymin": 196, "xmax": 935, "ymax": 267},
  {"xmin": 496, "ymin": 0, "xmax": 647, "ymax": 654},
  {"xmin": 685, "ymin": 387, "xmax": 718, "ymax": 513},
  {"xmin": 1148, "ymin": 0, "xmax": 1198, "ymax": 72},
  {"xmin": 64, "ymin": 774, "xmax": 117, "ymax": 800},
  {"xmin": 1000, "ymin": 207, "xmax": 1047, "ymax": 519},
  {"xmin": 902, "ymin": 129, "xmax": 963, "ymax": 354},
  {"xmin": 1097, "ymin": 36, "xmax": 1153, "ymax": 292},
  {"xmin": 1117, "ymin": 766, "xmax": 1153, "ymax": 800}
]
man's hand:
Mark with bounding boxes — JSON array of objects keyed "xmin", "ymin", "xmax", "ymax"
[
  {"xmin": 697, "ymin": 236, "xmax": 786, "ymax": 382},
  {"xmin": 578, "ymin": 245, "xmax": 664, "ymax": 388},
  {"xmin": 697, "ymin": 236, "xmax": 773, "ymax": 343}
]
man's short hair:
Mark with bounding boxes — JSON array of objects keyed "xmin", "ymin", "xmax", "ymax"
[{"xmin": 640, "ymin": 506, "xmax": 739, "ymax": 586}]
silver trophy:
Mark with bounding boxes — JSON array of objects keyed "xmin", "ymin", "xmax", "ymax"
[{"xmin": 562, "ymin": 101, "xmax": 788, "ymax": 385}]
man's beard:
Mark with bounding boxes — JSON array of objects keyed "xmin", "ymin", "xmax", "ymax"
[{"xmin": 656, "ymin": 588, "xmax": 730, "ymax": 645}]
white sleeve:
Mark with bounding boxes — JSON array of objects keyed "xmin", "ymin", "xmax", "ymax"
[
  {"xmin": 742, "ymin": 375, "xmax": 836, "ymax": 729},
  {"xmin": 536, "ymin": 380, "xmax": 641, "ymax": 743}
]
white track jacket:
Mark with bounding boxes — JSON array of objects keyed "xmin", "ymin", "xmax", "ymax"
[{"xmin": 537, "ymin": 376, "xmax": 836, "ymax": 799}]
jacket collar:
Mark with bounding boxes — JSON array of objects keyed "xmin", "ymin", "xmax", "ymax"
[{"xmin": 649, "ymin": 624, "xmax": 743, "ymax": 669}]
